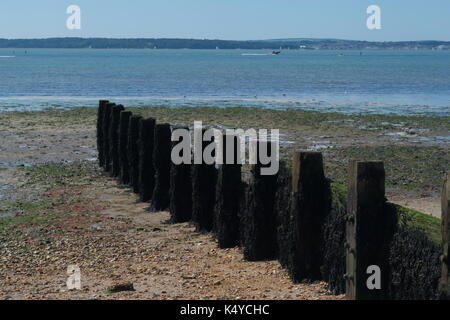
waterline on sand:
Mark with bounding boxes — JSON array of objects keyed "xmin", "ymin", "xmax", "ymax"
[{"xmin": 0, "ymin": 96, "xmax": 449, "ymax": 116}]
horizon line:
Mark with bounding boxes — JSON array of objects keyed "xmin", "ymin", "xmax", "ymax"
[{"xmin": 1, "ymin": 37, "xmax": 449, "ymax": 43}]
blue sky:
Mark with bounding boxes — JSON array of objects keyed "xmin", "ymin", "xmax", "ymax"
[{"xmin": 0, "ymin": 0, "xmax": 449, "ymax": 41}]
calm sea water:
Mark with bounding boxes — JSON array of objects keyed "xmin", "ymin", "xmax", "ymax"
[{"xmin": 0, "ymin": 49, "xmax": 449, "ymax": 115}]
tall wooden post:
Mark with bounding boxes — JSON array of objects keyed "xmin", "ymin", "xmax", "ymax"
[
  {"xmin": 109, "ymin": 104, "xmax": 125, "ymax": 177},
  {"xmin": 290, "ymin": 151, "xmax": 330, "ymax": 280},
  {"xmin": 215, "ymin": 134, "xmax": 242, "ymax": 248},
  {"xmin": 118, "ymin": 111, "xmax": 132, "ymax": 184},
  {"xmin": 102, "ymin": 103, "xmax": 114, "ymax": 172},
  {"xmin": 440, "ymin": 172, "xmax": 450, "ymax": 299},
  {"xmin": 274, "ymin": 161, "xmax": 292, "ymax": 270},
  {"xmin": 169, "ymin": 126, "xmax": 192, "ymax": 223},
  {"xmin": 138, "ymin": 118, "xmax": 156, "ymax": 202},
  {"xmin": 240, "ymin": 140, "xmax": 279, "ymax": 260},
  {"xmin": 128, "ymin": 115, "xmax": 142, "ymax": 193},
  {"xmin": 346, "ymin": 161, "xmax": 389, "ymax": 300},
  {"xmin": 97, "ymin": 100, "xmax": 109, "ymax": 168},
  {"xmin": 191, "ymin": 129, "xmax": 217, "ymax": 232},
  {"xmin": 150, "ymin": 123, "xmax": 172, "ymax": 212}
]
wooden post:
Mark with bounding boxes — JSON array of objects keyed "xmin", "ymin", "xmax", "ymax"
[
  {"xmin": 191, "ymin": 129, "xmax": 217, "ymax": 232},
  {"xmin": 240, "ymin": 141, "xmax": 279, "ymax": 261},
  {"xmin": 128, "ymin": 115, "xmax": 142, "ymax": 193},
  {"xmin": 138, "ymin": 118, "xmax": 156, "ymax": 202},
  {"xmin": 118, "ymin": 111, "xmax": 132, "ymax": 184},
  {"xmin": 215, "ymin": 134, "xmax": 242, "ymax": 248},
  {"xmin": 150, "ymin": 123, "xmax": 172, "ymax": 212},
  {"xmin": 97, "ymin": 100, "xmax": 109, "ymax": 168},
  {"xmin": 109, "ymin": 104, "xmax": 125, "ymax": 177},
  {"xmin": 346, "ymin": 160, "xmax": 389, "ymax": 300},
  {"xmin": 102, "ymin": 103, "xmax": 114, "ymax": 172},
  {"xmin": 274, "ymin": 161, "xmax": 292, "ymax": 269},
  {"xmin": 281, "ymin": 151, "xmax": 329, "ymax": 280},
  {"xmin": 440, "ymin": 172, "xmax": 450, "ymax": 299},
  {"xmin": 169, "ymin": 126, "xmax": 192, "ymax": 223}
]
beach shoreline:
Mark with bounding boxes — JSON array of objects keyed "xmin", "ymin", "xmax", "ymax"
[
  {"xmin": 0, "ymin": 104, "xmax": 448, "ymax": 299},
  {"xmin": 1, "ymin": 105, "xmax": 448, "ymax": 217},
  {"xmin": 1, "ymin": 96, "xmax": 449, "ymax": 116}
]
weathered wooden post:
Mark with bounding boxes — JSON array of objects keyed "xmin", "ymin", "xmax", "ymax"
[
  {"xmin": 169, "ymin": 126, "xmax": 192, "ymax": 223},
  {"xmin": 109, "ymin": 104, "xmax": 125, "ymax": 177},
  {"xmin": 128, "ymin": 115, "xmax": 142, "ymax": 193},
  {"xmin": 215, "ymin": 134, "xmax": 242, "ymax": 248},
  {"xmin": 97, "ymin": 100, "xmax": 109, "ymax": 168},
  {"xmin": 138, "ymin": 118, "xmax": 156, "ymax": 202},
  {"xmin": 118, "ymin": 111, "xmax": 132, "ymax": 184},
  {"xmin": 274, "ymin": 161, "xmax": 292, "ymax": 269},
  {"xmin": 240, "ymin": 141, "xmax": 279, "ymax": 261},
  {"xmin": 439, "ymin": 172, "xmax": 450, "ymax": 299},
  {"xmin": 150, "ymin": 123, "xmax": 172, "ymax": 211},
  {"xmin": 102, "ymin": 103, "xmax": 115, "ymax": 172},
  {"xmin": 345, "ymin": 160, "xmax": 390, "ymax": 300},
  {"xmin": 191, "ymin": 129, "xmax": 217, "ymax": 232},
  {"xmin": 279, "ymin": 151, "xmax": 330, "ymax": 280}
]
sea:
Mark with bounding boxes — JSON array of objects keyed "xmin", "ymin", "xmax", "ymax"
[{"xmin": 0, "ymin": 48, "xmax": 449, "ymax": 116}]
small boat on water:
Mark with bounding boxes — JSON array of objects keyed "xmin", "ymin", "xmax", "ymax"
[{"xmin": 272, "ymin": 50, "xmax": 281, "ymax": 55}]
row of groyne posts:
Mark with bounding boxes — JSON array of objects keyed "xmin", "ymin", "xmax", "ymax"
[{"xmin": 96, "ymin": 100, "xmax": 450, "ymax": 300}]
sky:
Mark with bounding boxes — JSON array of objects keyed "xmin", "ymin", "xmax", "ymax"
[{"xmin": 0, "ymin": 0, "xmax": 449, "ymax": 41}]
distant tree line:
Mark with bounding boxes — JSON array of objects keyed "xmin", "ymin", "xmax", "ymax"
[{"xmin": 0, "ymin": 38, "xmax": 449, "ymax": 50}]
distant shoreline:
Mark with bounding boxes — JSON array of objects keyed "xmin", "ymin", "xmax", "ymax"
[
  {"xmin": 1, "ymin": 37, "xmax": 450, "ymax": 50},
  {"xmin": 2, "ymin": 48, "xmax": 449, "ymax": 51}
]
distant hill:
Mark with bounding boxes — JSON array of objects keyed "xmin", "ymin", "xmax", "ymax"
[
  {"xmin": 261, "ymin": 38, "xmax": 345, "ymax": 42},
  {"xmin": 0, "ymin": 37, "xmax": 449, "ymax": 50}
]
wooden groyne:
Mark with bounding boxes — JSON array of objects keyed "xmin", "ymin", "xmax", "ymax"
[{"xmin": 96, "ymin": 100, "xmax": 449, "ymax": 300}]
